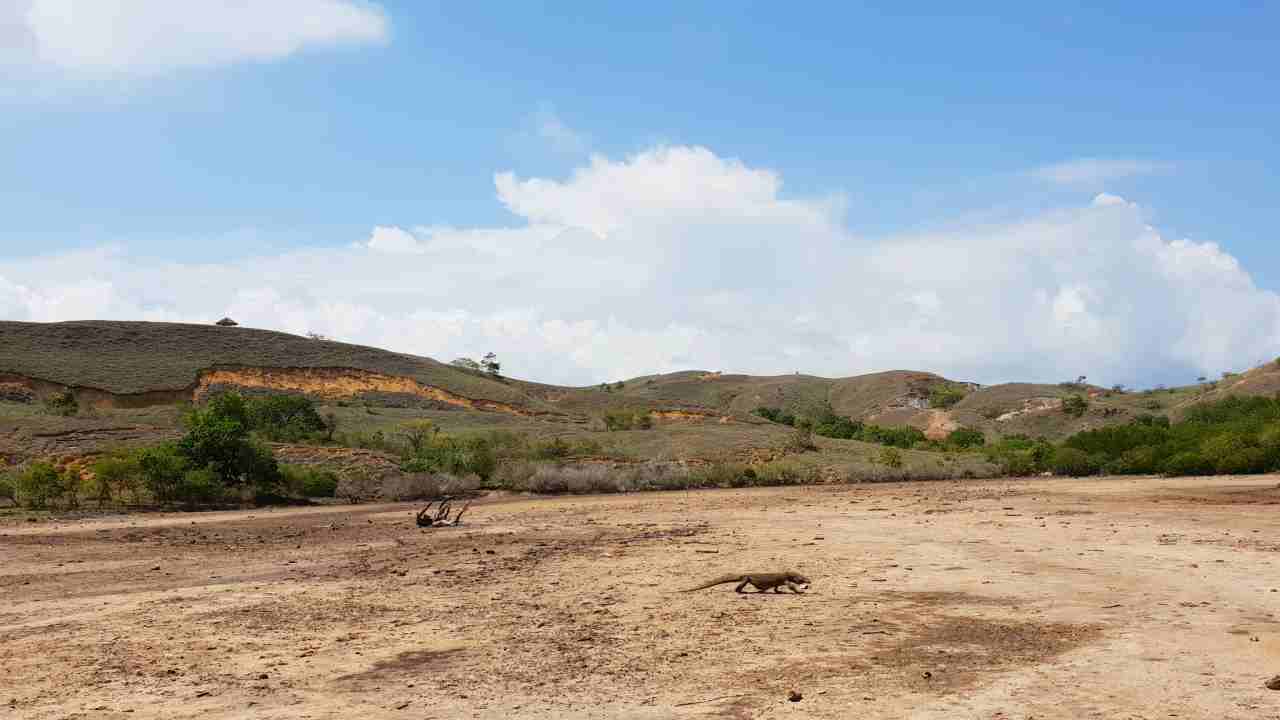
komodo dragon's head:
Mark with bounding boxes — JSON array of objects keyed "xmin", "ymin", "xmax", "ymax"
[{"xmin": 785, "ymin": 571, "xmax": 812, "ymax": 587}]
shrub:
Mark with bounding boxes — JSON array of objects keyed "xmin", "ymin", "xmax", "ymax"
[
  {"xmin": 928, "ymin": 384, "xmax": 966, "ymax": 409},
  {"xmin": 398, "ymin": 420, "xmax": 438, "ymax": 455},
  {"xmin": 1162, "ymin": 451, "xmax": 1213, "ymax": 477},
  {"xmin": 754, "ymin": 461, "xmax": 821, "ymax": 486},
  {"xmin": 177, "ymin": 467, "xmax": 226, "ymax": 506},
  {"xmin": 280, "ymin": 465, "xmax": 339, "ymax": 498},
  {"xmin": 402, "ymin": 434, "xmax": 497, "ymax": 479},
  {"xmin": 603, "ymin": 409, "xmax": 653, "ymax": 431},
  {"xmin": 1051, "ymin": 447, "xmax": 1098, "ymax": 477},
  {"xmin": 1061, "ymin": 394, "xmax": 1088, "ymax": 418},
  {"xmin": 784, "ymin": 425, "xmax": 817, "ymax": 452},
  {"xmin": 812, "ymin": 415, "xmax": 863, "ymax": 440},
  {"xmin": 980, "ymin": 407, "xmax": 1004, "ymax": 420},
  {"xmin": 336, "ymin": 468, "xmax": 382, "ymax": 503},
  {"xmin": 382, "ymin": 471, "xmax": 479, "ymax": 500},
  {"xmin": 383, "ymin": 472, "xmax": 447, "ymax": 500},
  {"xmin": 491, "ymin": 460, "xmax": 538, "ymax": 489},
  {"xmin": 1107, "ymin": 446, "xmax": 1162, "ymax": 475},
  {"xmin": 245, "ymin": 395, "xmax": 326, "ymax": 441},
  {"xmin": 89, "ymin": 452, "xmax": 143, "ymax": 507},
  {"xmin": 0, "ymin": 471, "xmax": 14, "ymax": 503},
  {"xmin": 687, "ymin": 462, "xmax": 752, "ymax": 489},
  {"xmin": 878, "ymin": 447, "xmax": 903, "ymax": 469},
  {"xmin": 946, "ymin": 427, "xmax": 985, "ymax": 449},
  {"xmin": 137, "ymin": 444, "xmax": 189, "ymax": 504},
  {"xmin": 753, "ymin": 407, "xmax": 797, "ymax": 426},
  {"xmin": 14, "ymin": 462, "xmax": 72, "ymax": 509},
  {"xmin": 42, "ymin": 390, "xmax": 79, "ymax": 417},
  {"xmin": 531, "ymin": 436, "xmax": 571, "ymax": 459}
]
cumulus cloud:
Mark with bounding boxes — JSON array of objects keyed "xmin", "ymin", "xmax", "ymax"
[
  {"xmin": 2, "ymin": 0, "xmax": 388, "ymax": 74},
  {"xmin": 1033, "ymin": 157, "xmax": 1171, "ymax": 186},
  {"xmin": 2, "ymin": 146, "xmax": 1276, "ymax": 387}
]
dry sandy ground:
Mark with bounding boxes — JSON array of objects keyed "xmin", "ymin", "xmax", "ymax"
[{"xmin": 2, "ymin": 475, "xmax": 1279, "ymax": 719}]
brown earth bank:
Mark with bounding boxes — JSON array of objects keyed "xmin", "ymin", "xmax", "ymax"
[{"xmin": 3, "ymin": 475, "xmax": 1279, "ymax": 719}]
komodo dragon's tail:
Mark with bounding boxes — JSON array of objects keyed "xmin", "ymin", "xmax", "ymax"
[{"xmin": 680, "ymin": 574, "xmax": 744, "ymax": 592}]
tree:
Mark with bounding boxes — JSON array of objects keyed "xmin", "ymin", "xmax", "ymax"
[
  {"xmin": 178, "ymin": 393, "xmax": 279, "ymax": 489},
  {"xmin": 480, "ymin": 352, "xmax": 501, "ymax": 377},
  {"xmin": 399, "ymin": 420, "xmax": 438, "ymax": 455},
  {"xmin": 450, "ymin": 357, "xmax": 481, "ymax": 371},
  {"xmin": 245, "ymin": 395, "xmax": 325, "ymax": 441}
]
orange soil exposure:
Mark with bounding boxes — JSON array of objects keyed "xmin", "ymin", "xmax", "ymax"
[
  {"xmin": 193, "ymin": 367, "xmax": 554, "ymax": 418},
  {"xmin": 4, "ymin": 475, "xmax": 1279, "ymax": 719},
  {"xmin": 922, "ymin": 409, "xmax": 959, "ymax": 440},
  {"xmin": 649, "ymin": 409, "xmax": 733, "ymax": 423}
]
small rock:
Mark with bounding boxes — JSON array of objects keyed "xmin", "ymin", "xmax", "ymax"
[
  {"xmin": 922, "ymin": 671, "xmax": 933, "ymax": 679},
  {"xmin": 257, "ymin": 673, "xmax": 269, "ymax": 680},
  {"xmin": 787, "ymin": 690, "xmax": 802, "ymax": 702},
  {"xmin": 1266, "ymin": 675, "xmax": 1280, "ymax": 690}
]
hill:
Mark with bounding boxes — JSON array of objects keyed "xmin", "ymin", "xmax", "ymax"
[{"xmin": 1, "ymin": 320, "xmax": 1277, "ymax": 476}]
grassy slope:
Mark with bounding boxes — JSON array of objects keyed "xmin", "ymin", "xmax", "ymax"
[
  {"xmin": 0, "ymin": 320, "xmax": 540, "ymax": 406},
  {"xmin": 3, "ymin": 320, "xmax": 1277, "ymax": 474}
]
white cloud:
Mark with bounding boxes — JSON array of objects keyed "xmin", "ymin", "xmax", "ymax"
[
  {"xmin": 1033, "ymin": 158, "xmax": 1171, "ymax": 186},
  {"xmin": 3, "ymin": 0, "xmax": 387, "ymax": 74},
  {"xmin": 2, "ymin": 145, "xmax": 1276, "ymax": 387}
]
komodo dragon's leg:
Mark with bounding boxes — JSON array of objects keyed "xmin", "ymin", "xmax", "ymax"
[
  {"xmin": 787, "ymin": 582, "xmax": 805, "ymax": 593},
  {"xmin": 735, "ymin": 578, "xmax": 752, "ymax": 593}
]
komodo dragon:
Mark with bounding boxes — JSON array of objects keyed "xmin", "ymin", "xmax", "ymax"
[{"xmin": 681, "ymin": 571, "xmax": 811, "ymax": 594}]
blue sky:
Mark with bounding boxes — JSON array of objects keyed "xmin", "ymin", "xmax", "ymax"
[{"xmin": 1, "ymin": 2, "xmax": 1278, "ymax": 386}]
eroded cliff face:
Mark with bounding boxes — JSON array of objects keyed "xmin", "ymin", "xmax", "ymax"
[
  {"xmin": 0, "ymin": 366, "xmax": 560, "ymax": 419},
  {"xmin": 194, "ymin": 366, "xmax": 554, "ymax": 417},
  {"xmin": 648, "ymin": 409, "xmax": 734, "ymax": 424}
]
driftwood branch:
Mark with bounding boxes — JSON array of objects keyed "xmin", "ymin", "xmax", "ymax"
[{"xmin": 415, "ymin": 497, "xmax": 472, "ymax": 528}]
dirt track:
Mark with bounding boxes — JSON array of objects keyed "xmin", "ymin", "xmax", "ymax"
[{"xmin": 3, "ymin": 475, "xmax": 1279, "ymax": 719}]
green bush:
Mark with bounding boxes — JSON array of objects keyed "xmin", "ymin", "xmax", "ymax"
[
  {"xmin": 180, "ymin": 393, "xmax": 280, "ymax": 489},
  {"xmin": 245, "ymin": 395, "xmax": 327, "ymax": 441},
  {"xmin": 928, "ymin": 384, "xmax": 966, "ymax": 409},
  {"xmin": 177, "ymin": 467, "xmax": 226, "ymax": 506},
  {"xmin": 88, "ymin": 452, "xmax": 143, "ymax": 507},
  {"xmin": 946, "ymin": 427, "xmax": 985, "ymax": 449},
  {"xmin": 0, "ymin": 471, "xmax": 14, "ymax": 503},
  {"xmin": 686, "ymin": 462, "xmax": 752, "ymax": 488},
  {"xmin": 280, "ymin": 465, "xmax": 339, "ymax": 498},
  {"xmin": 811, "ymin": 415, "xmax": 863, "ymax": 439},
  {"xmin": 878, "ymin": 447, "xmax": 904, "ymax": 469},
  {"xmin": 753, "ymin": 407, "xmax": 796, "ymax": 426},
  {"xmin": 43, "ymin": 390, "xmax": 79, "ymax": 417},
  {"xmin": 137, "ymin": 444, "xmax": 189, "ymax": 504},
  {"xmin": 531, "ymin": 436, "xmax": 571, "ymax": 459},
  {"xmin": 1051, "ymin": 447, "xmax": 1098, "ymax": 477},
  {"xmin": 754, "ymin": 461, "xmax": 820, "ymax": 485},
  {"xmin": 1162, "ymin": 451, "xmax": 1213, "ymax": 477},
  {"xmin": 1106, "ymin": 446, "xmax": 1161, "ymax": 475},
  {"xmin": 1061, "ymin": 394, "xmax": 1089, "ymax": 418},
  {"xmin": 14, "ymin": 462, "xmax": 72, "ymax": 509},
  {"xmin": 402, "ymin": 434, "xmax": 497, "ymax": 479},
  {"xmin": 603, "ymin": 409, "xmax": 653, "ymax": 431}
]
